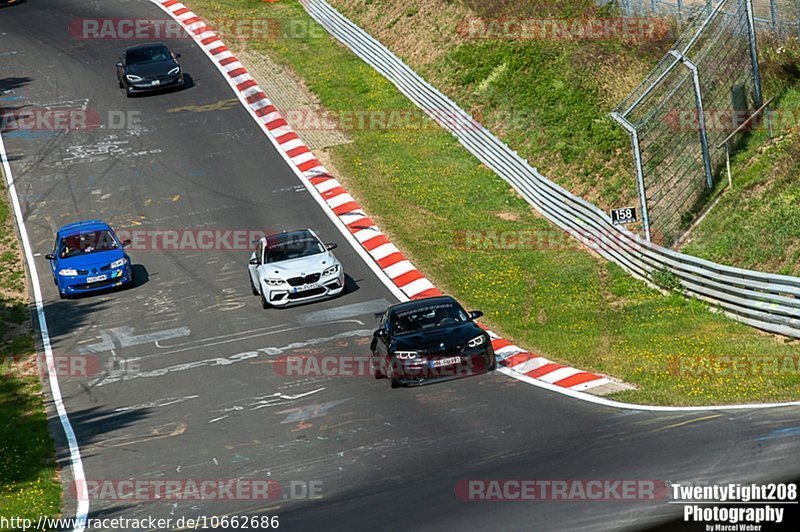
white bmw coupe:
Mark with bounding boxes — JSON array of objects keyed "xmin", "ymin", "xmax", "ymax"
[{"xmin": 248, "ymin": 229, "xmax": 345, "ymax": 308}]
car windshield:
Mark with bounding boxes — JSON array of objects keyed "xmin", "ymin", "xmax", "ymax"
[
  {"xmin": 265, "ymin": 237, "xmax": 324, "ymax": 263},
  {"xmin": 391, "ymin": 302, "xmax": 468, "ymax": 335},
  {"xmin": 59, "ymin": 230, "xmax": 118, "ymax": 258},
  {"xmin": 127, "ymin": 46, "xmax": 171, "ymax": 65}
]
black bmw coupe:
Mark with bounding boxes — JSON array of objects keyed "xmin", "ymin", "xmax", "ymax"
[
  {"xmin": 370, "ymin": 296, "xmax": 496, "ymax": 388},
  {"xmin": 116, "ymin": 42, "xmax": 184, "ymax": 97}
]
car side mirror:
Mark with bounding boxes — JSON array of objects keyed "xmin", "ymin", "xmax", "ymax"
[
  {"xmin": 249, "ymin": 258, "xmax": 259, "ymax": 266},
  {"xmin": 469, "ymin": 310, "xmax": 484, "ymax": 320},
  {"xmin": 121, "ymin": 239, "xmax": 131, "ymax": 248},
  {"xmin": 374, "ymin": 329, "xmax": 387, "ymax": 338},
  {"xmin": 116, "ymin": 61, "xmax": 123, "ymax": 68},
  {"xmin": 174, "ymin": 53, "xmax": 181, "ymax": 59},
  {"xmin": 325, "ymin": 242, "xmax": 338, "ymax": 251},
  {"xmin": 45, "ymin": 253, "xmax": 55, "ymax": 260}
]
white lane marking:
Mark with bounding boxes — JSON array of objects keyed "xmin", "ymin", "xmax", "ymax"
[
  {"xmin": 1, "ymin": 119, "xmax": 89, "ymax": 529},
  {"xmin": 91, "ymin": 329, "xmax": 373, "ymax": 387},
  {"xmin": 114, "ymin": 395, "xmax": 199, "ymax": 412},
  {"xmin": 497, "ymin": 367, "xmax": 800, "ymax": 411},
  {"xmin": 78, "ymin": 326, "xmax": 191, "ymax": 354}
]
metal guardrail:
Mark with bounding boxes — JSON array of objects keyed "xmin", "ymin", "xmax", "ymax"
[{"xmin": 299, "ymin": 0, "xmax": 800, "ymax": 338}]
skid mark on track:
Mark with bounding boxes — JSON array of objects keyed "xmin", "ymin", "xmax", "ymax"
[
  {"xmin": 208, "ymin": 388, "xmax": 326, "ymax": 424},
  {"xmin": 89, "ymin": 422, "xmax": 187, "ymax": 450},
  {"xmin": 113, "ymin": 395, "xmax": 199, "ymax": 412},
  {"xmin": 78, "ymin": 326, "xmax": 191, "ymax": 354}
]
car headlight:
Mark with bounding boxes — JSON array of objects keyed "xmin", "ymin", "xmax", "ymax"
[
  {"xmin": 467, "ymin": 335, "xmax": 485, "ymax": 348},
  {"xmin": 168, "ymin": 66, "xmax": 180, "ymax": 76},
  {"xmin": 322, "ymin": 264, "xmax": 339, "ymax": 276},
  {"xmin": 125, "ymin": 74, "xmax": 143, "ymax": 82},
  {"xmin": 394, "ymin": 351, "xmax": 419, "ymax": 360},
  {"xmin": 263, "ymin": 278, "xmax": 284, "ymax": 286},
  {"xmin": 58, "ymin": 268, "xmax": 78, "ymax": 276},
  {"xmin": 110, "ymin": 258, "xmax": 127, "ymax": 269}
]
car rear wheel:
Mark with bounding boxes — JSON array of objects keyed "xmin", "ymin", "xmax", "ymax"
[{"xmin": 371, "ymin": 354, "xmax": 384, "ymax": 379}]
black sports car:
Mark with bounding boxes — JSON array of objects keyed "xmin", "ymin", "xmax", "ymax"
[
  {"xmin": 370, "ymin": 296, "xmax": 496, "ymax": 388},
  {"xmin": 116, "ymin": 43, "xmax": 184, "ymax": 96}
]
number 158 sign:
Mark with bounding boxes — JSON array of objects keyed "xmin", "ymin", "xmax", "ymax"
[{"xmin": 611, "ymin": 207, "xmax": 637, "ymax": 226}]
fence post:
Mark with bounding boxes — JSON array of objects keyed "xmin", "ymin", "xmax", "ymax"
[
  {"xmin": 745, "ymin": 0, "xmax": 764, "ymax": 108},
  {"xmin": 770, "ymin": 0, "xmax": 778, "ymax": 30},
  {"xmin": 611, "ymin": 112, "xmax": 652, "ymax": 241},
  {"xmin": 670, "ymin": 50, "xmax": 714, "ymax": 189},
  {"xmin": 677, "ymin": 0, "xmax": 683, "ymax": 19}
]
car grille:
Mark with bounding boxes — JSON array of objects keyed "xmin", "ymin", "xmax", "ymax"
[
  {"xmin": 420, "ymin": 344, "xmax": 464, "ymax": 358},
  {"xmin": 76, "ymin": 269, "xmax": 89, "ymax": 275},
  {"xmin": 287, "ymin": 287, "xmax": 326, "ymax": 300},
  {"xmin": 72, "ymin": 278, "xmax": 119, "ymax": 290},
  {"xmin": 286, "ymin": 273, "xmax": 321, "ymax": 287}
]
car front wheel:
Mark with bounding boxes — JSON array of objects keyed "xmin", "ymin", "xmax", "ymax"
[
  {"xmin": 261, "ymin": 290, "xmax": 270, "ymax": 309},
  {"xmin": 487, "ymin": 351, "xmax": 496, "ymax": 372},
  {"xmin": 387, "ymin": 359, "xmax": 401, "ymax": 389},
  {"xmin": 250, "ymin": 274, "xmax": 259, "ymax": 296}
]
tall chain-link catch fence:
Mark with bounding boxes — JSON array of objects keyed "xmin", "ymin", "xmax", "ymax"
[
  {"xmin": 601, "ymin": 0, "xmax": 800, "ymax": 34},
  {"xmin": 611, "ymin": 0, "xmax": 763, "ymax": 246}
]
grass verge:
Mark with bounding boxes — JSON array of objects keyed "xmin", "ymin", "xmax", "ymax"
[
  {"xmin": 0, "ymin": 169, "xmax": 61, "ymax": 526},
  {"xmin": 188, "ymin": 0, "xmax": 800, "ymax": 405}
]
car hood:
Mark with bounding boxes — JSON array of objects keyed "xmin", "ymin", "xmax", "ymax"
[
  {"xmin": 127, "ymin": 60, "xmax": 179, "ymax": 78},
  {"xmin": 391, "ymin": 322, "xmax": 483, "ymax": 352},
  {"xmin": 258, "ymin": 253, "xmax": 337, "ymax": 278},
  {"xmin": 59, "ymin": 248, "xmax": 125, "ymax": 270}
]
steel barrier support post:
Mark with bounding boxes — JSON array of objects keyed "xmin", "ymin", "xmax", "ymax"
[
  {"xmin": 669, "ymin": 51, "xmax": 714, "ymax": 189},
  {"xmin": 746, "ymin": 0, "xmax": 764, "ymax": 108},
  {"xmin": 611, "ymin": 112, "xmax": 652, "ymax": 241}
]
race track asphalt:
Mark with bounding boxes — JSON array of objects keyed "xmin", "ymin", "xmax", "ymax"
[{"xmin": 1, "ymin": 1, "xmax": 800, "ymax": 530}]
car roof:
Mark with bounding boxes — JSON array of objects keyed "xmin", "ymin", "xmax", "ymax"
[
  {"xmin": 387, "ymin": 296, "xmax": 459, "ymax": 317},
  {"xmin": 260, "ymin": 229, "xmax": 318, "ymax": 248},
  {"xmin": 125, "ymin": 42, "xmax": 169, "ymax": 53},
  {"xmin": 57, "ymin": 220, "xmax": 111, "ymax": 236}
]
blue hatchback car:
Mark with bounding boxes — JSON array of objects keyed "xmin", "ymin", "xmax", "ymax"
[{"xmin": 45, "ymin": 220, "xmax": 134, "ymax": 298}]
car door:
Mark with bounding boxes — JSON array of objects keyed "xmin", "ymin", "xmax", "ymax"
[
  {"xmin": 49, "ymin": 235, "xmax": 59, "ymax": 277},
  {"xmin": 248, "ymin": 241, "xmax": 263, "ymax": 291},
  {"xmin": 373, "ymin": 313, "xmax": 391, "ymax": 371}
]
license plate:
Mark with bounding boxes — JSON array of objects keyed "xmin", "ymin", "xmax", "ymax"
[
  {"xmin": 430, "ymin": 356, "xmax": 461, "ymax": 368},
  {"xmin": 293, "ymin": 283, "xmax": 319, "ymax": 293},
  {"xmin": 86, "ymin": 274, "xmax": 107, "ymax": 283},
  {"xmin": 151, "ymin": 80, "xmax": 160, "ymax": 86}
]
